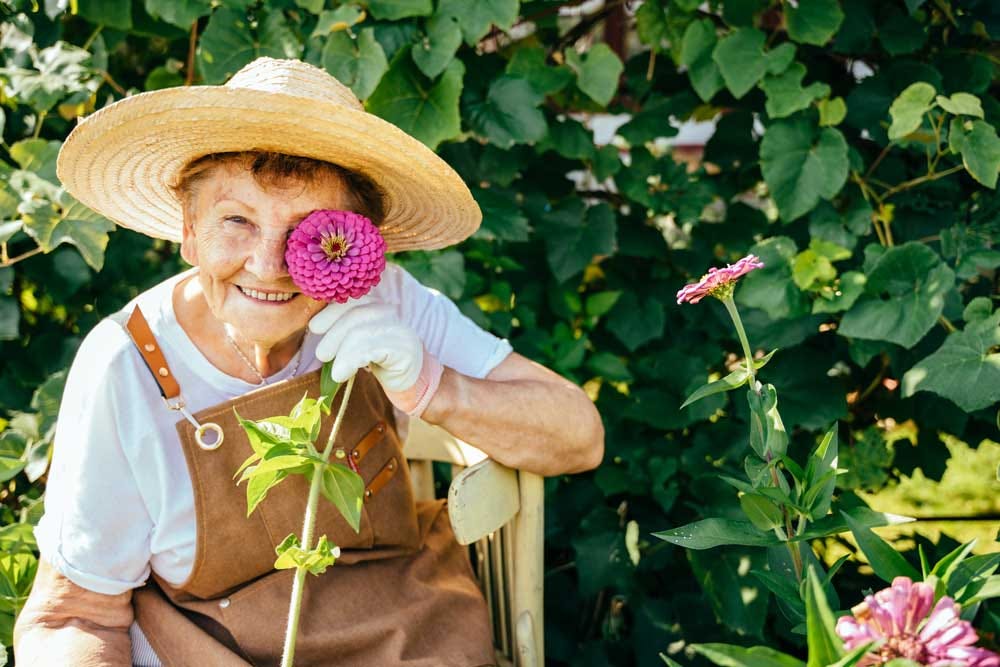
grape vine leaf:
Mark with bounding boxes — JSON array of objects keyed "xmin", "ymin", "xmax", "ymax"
[
  {"xmin": 367, "ymin": 50, "xmax": 464, "ymax": 150},
  {"xmin": 760, "ymin": 115, "xmax": 849, "ymax": 221},
  {"xmin": 839, "ymin": 242, "xmax": 955, "ymax": 348},
  {"xmin": 901, "ymin": 310, "xmax": 1000, "ymax": 412}
]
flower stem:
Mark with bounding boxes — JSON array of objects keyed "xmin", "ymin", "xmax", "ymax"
[
  {"xmin": 280, "ymin": 374, "xmax": 356, "ymax": 667},
  {"xmin": 721, "ymin": 296, "xmax": 757, "ymax": 393}
]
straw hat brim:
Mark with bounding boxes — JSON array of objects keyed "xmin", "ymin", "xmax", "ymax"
[{"xmin": 56, "ymin": 86, "xmax": 481, "ymax": 252}]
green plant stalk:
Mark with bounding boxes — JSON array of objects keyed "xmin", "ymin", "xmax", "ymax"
[
  {"xmin": 721, "ymin": 296, "xmax": 757, "ymax": 393},
  {"xmin": 280, "ymin": 374, "xmax": 356, "ymax": 667},
  {"xmin": 722, "ymin": 295, "xmax": 803, "ymax": 581}
]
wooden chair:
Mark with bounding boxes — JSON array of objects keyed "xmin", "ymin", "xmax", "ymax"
[{"xmin": 403, "ymin": 418, "xmax": 544, "ymax": 667}]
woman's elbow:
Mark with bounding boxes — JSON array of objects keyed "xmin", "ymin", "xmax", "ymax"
[{"xmin": 574, "ymin": 398, "xmax": 605, "ymax": 473}]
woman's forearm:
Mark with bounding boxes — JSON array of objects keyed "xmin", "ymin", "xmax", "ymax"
[
  {"xmin": 14, "ymin": 559, "xmax": 133, "ymax": 667},
  {"xmin": 422, "ymin": 354, "xmax": 605, "ymax": 476}
]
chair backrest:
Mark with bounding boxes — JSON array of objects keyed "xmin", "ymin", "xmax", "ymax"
[{"xmin": 403, "ymin": 419, "xmax": 544, "ymax": 667}]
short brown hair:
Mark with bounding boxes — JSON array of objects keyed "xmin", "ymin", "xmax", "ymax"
[{"xmin": 170, "ymin": 151, "xmax": 386, "ymax": 225}]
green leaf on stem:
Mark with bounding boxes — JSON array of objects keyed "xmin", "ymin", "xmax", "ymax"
[
  {"xmin": 935, "ymin": 93, "xmax": 984, "ymax": 118},
  {"xmin": 653, "ymin": 518, "xmax": 780, "ymax": 549},
  {"xmin": 692, "ymin": 643, "xmax": 805, "ymax": 667},
  {"xmin": 680, "ymin": 19, "xmax": 724, "ymax": 102},
  {"xmin": 740, "ymin": 493, "xmax": 785, "ymax": 531},
  {"xmin": 564, "ymin": 44, "xmax": 624, "ymax": 107},
  {"xmin": 320, "ymin": 360, "xmax": 342, "ymax": 416},
  {"xmin": 888, "ymin": 82, "xmax": 936, "ymax": 140},
  {"xmin": 748, "ymin": 384, "xmax": 788, "ymax": 459},
  {"xmin": 320, "ymin": 463, "xmax": 365, "ymax": 532},
  {"xmin": 760, "ymin": 62, "xmax": 831, "ymax": 119},
  {"xmin": 804, "ymin": 566, "xmax": 842, "ymax": 667},
  {"xmin": 321, "ymin": 27, "xmax": 389, "ymax": 100},
  {"xmin": 842, "ymin": 511, "xmax": 920, "ymax": 582},
  {"xmin": 759, "ymin": 116, "xmax": 849, "ymax": 222},
  {"xmin": 839, "ymin": 242, "xmax": 954, "ymax": 349},
  {"xmin": 785, "ymin": 0, "xmax": 844, "ymax": 46},
  {"xmin": 793, "ymin": 506, "xmax": 912, "ymax": 542},
  {"xmin": 246, "ymin": 469, "xmax": 288, "ymax": 517},
  {"xmin": 954, "ymin": 120, "xmax": 1000, "ymax": 189},
  {"xmin": 712, "ymin": 28, "xmax": 795, "ymax": 99},
  {"xmin": 274, "ymin": 533, "xmax": 340, "ymax": 575}
]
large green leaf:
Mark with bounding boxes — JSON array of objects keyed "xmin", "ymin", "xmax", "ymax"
[
  {"xmin": 196, "ymin": 8, "xmax": 255, "ymax": 84},
  {"xmin": 472, "ymin": 186, "xmax": 531, "ymax": 241},
  {"xmin": 10, "ymin": 139, "xmax": 60, "ymax": 185},
  {"xmin": 842, "ymin": 511, "xmax": 921, "ymax": 582},
  {"xmin": 888, "ymin": 82, "xmax": 936, "ymax": 141},
  {"xmin": 712, "ymin": 28, "xmax": 795, "ymax": 99},
  {"xmin": 320, "ymin": 464, "xmax": 365, "ymax": 532},
  {"xmin": 953, "ymin": 120, "xmax": 1000, "ymax": 189},
  {"xmin": 322, "ymin": 28, "xmax": 388, "ymax": 100},
  {"xmin": 77, "ymin": 0, "xmax": 132, "ymax": 30},
  {"xmin": 760, "ymin": 62, "xmax": 831, "ymax": 119},
  {"xmin": 786, "ymin": 0, "xmax": 844, "ymax": 46},
  {"xmin": 257, "ymin": 9, "xmax": 303, "ymax": 62},
  {"xmin": 145, "ymin": 0, "xmax": 212, "ymax": 29},
  {"xmin": 653, "ymin": 518, "xmax": 779, "ymax": 549},
  {"xmin": 437, "ymin": 0, "xmax": 518, "ymax": 44},
  {"xmin": 565, "ymin": 44, "xmax": 624, "ymax": 107},
  {"xmin": 505, "ymin": 46, "xmax": 573, "ymax": 97},
  {"xmin": 736, "ymin": 237, "xmax": 810, "ymax": 319},
  {"xmin": 541, "ymin": 201, "xmax": 617, "ymax": 283},
  {"xmin": 20, "ymin": 193, "xmax": 116, "ymax": 270},
  {"xmin": 760, "ymin": 116, "xmax": 849, "ymax": 222},
  {"xmin": 692, "ymin": 644, "xmax": 804, "ymax": 667},
  {"xmin": 411, "ymin": 13, "xmax": 462, "ymax": 78},
  {"xmin": 367, "ymin": 51, "xmax": 464, "ymax": 150},
  {"xmin": 366, "ymin": 0, "xmax": 432, "ymax": 21},
  {"xmin": 838, "ymin": 242, "xmax": 954, "ymax": 348},
  {"xmin": 680, "ymin": 19, "xmax": 724, "ymax": 102},
  {"xmin": 466, "ymin": 76, "xmax": 546, "ymax": 148},
  {"xmin": 607, "ymin": 292, "xmax": 665, "ymax": 352},
  {"xmin": 901, "ymin": 310, "xmax": 1000, "ymax": 411},
  {"xmin": 804, "ymin": 567, "xmax": 843, "ymax": 667}
]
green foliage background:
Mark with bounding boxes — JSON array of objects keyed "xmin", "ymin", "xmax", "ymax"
[{"xmin": 1, "ymin": 0, "xmax": 999, "ymax": 664}]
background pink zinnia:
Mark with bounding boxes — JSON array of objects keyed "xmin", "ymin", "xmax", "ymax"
[
  {"xmin": 836, "ymin": 576, "xmax": 1000, "ymax": 666},
  {"xmin": 285, "ymin": 210, "xmax": 387, "ymax": 303},
  {"xmin": 676, "ymin": 254, "xmax": 765, "ymax": 304}
]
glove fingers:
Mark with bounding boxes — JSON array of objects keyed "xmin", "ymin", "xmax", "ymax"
[
  {"xmin": 340, "ymin": 328, "xmax": 423, "ymax": 391},
  {"xmin": 327, "ymin": 328, "xmax": 380, "ymax": 382},
  {"xmin": 313, "ymin": 304, "xmax": 397, "ymax": 362},
  {"xmin": 307, "ymin": 294, "xmax": 380, "ymax": 334}
]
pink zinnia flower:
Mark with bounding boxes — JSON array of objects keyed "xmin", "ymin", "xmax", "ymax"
[
  {"xmin": 285, "ymin": 210, "xmax": 387, "ymax": 303},
  {"xmin": 676, "ymin": 254, "xmax": 764, "ymax": 304},
  {"xmin": 836, "ymin": 576, "xmax": 1000, "ymax": 666}
]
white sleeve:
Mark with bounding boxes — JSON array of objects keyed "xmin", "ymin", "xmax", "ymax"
[
  {"xmin": 384, "ymin": 263, "xmax": 513, "ymax": 379},
  {"xmin": 34, "ymin": 319, "xmax": 155, "ymax": 596}
]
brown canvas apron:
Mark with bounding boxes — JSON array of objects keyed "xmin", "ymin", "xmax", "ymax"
[{"xmin": 120, "ymin": 306, "xmax": 495, "ymax": 666}]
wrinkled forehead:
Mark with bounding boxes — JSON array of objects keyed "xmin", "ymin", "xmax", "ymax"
[{"xmin": 185, "ymin": 162, "xmax": 357, "ymax": 219}]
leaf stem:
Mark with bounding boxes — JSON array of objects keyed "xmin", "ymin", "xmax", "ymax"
[
  {"xmin": 0, "ymin": 246, "xmax": 43, "ymax": 268},
  {"xmin": 82, "ymin": 24, "xmax": 103, "ymax": 50},
  {"xmin": 185, "ymin": 20, "xmax": 199, "ymax": 86},
  {"xmin": 880, "ymin": 164, "xmax": 964, "ymax": 200},
  {"xmin": 280, "ymin": 374, "xmax": 356, "ymax": 667},
  {"xmin": 32, "ymin": 111, "xmax": 46, "ymax": 139}
]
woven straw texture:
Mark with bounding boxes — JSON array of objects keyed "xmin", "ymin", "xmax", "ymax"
[{"xmin": 55, "ymin": 58, "xmax": 481, "ymax": 252}]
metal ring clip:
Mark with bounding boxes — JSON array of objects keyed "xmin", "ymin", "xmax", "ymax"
[{"xmin": 164, "ymin": 397, "xmax": 225, "ymax": 451}]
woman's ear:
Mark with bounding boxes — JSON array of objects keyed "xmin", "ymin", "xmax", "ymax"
[{"xmin": 179, "ymin": 212, "xmax": 199, "ymax": 266}]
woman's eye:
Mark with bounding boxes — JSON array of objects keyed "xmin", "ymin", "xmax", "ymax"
[{"xmin": 225, "ymin": 216, "xmax": 248, "ymax": 225}]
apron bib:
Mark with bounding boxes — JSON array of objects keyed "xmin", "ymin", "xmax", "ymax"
[{"xmin": 119, "ymin": 305, "xmax": 495, "ymax": 666}]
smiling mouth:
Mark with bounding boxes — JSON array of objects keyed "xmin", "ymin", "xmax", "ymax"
[{"xmin": 237, "ymin": 285, "xmax": 299, "ymax": 303}]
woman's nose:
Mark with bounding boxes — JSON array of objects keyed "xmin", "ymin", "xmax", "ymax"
[{"xmin": 246, "ymin": 234, "xmax": 289, "ymax": 281}]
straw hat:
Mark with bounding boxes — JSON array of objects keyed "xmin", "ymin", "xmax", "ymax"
[{"xmin": 56, "ymin": 57, "xmax": 481, "ymax": 252}]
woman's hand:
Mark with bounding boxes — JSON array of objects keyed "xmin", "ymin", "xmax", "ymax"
[{"xmin": 309, "ymin": 299, "xmax": 444, "ymax": 417}]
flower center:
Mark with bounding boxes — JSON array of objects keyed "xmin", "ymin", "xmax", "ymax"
[
  {"xmin": 879, "ymin": 634, "xmax": 928, "ymax": 663},
  {"xmin": 320, "ymin": 234, "xmax": 350, "ymax": 261}
]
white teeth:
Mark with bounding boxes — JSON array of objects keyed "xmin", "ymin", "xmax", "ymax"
[{"xmin": 239, "ymin": 286, "xmax": 295, "ymax": 302}]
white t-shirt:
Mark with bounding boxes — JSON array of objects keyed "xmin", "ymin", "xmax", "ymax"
[{"xmin": 35, "ymin": 262, "xmax": 512, "ymax": 596}]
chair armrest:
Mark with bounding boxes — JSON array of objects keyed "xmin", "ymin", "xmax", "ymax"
[
  {"xmin": 404, "ymin": 418, "xmax": 488, "ymax": 466},
  {"xmin": 447, "ymin": 459, "xmax": 520, "ymax": 545}
]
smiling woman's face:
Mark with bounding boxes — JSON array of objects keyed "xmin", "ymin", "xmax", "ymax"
[{"xmin": 179, "ymin": 162, "xmax": 354, "ymax": 347}]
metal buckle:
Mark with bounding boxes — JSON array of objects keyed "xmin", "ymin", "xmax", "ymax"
[{"xmin": 164, "ymin": 396, "xmax": 225, "ymax": 451}]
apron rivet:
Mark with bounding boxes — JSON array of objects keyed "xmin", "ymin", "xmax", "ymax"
[
  {"xmin": 144, "ymin": 343, "xmax": 156, "ymax": 352},
  {"xmin": 334, "ymin": 448, "xmax": 346, "ymax": 459},
  {"xmin": 219, "ymin": 598, "xmax": 231, "ymax": 609},
  {"xmin": 158, "ymin": 367, "xmax": 169, "ymax": 377}
]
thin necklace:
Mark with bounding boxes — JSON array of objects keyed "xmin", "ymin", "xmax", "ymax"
[{"xmin": 225, "ymin": 332, "xmax": 303, "ymax": 385}]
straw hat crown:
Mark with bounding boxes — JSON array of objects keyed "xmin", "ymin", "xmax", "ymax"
[
  {"xmin": 56, "ymin": 58, "xmax": 480, "ymax": 252},
  {"xmin": 225, "ymin": 58, "xmax": 364, "ymax": 111}
]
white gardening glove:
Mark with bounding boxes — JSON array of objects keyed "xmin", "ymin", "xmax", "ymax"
[{"xmin": 308, "ymin": 297, "xmax": 444, "ymax": 416}]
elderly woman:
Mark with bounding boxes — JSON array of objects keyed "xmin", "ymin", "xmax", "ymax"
[{"xmin": 12, "ymin": 58, "xmax": 603, "ymax": 666}]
